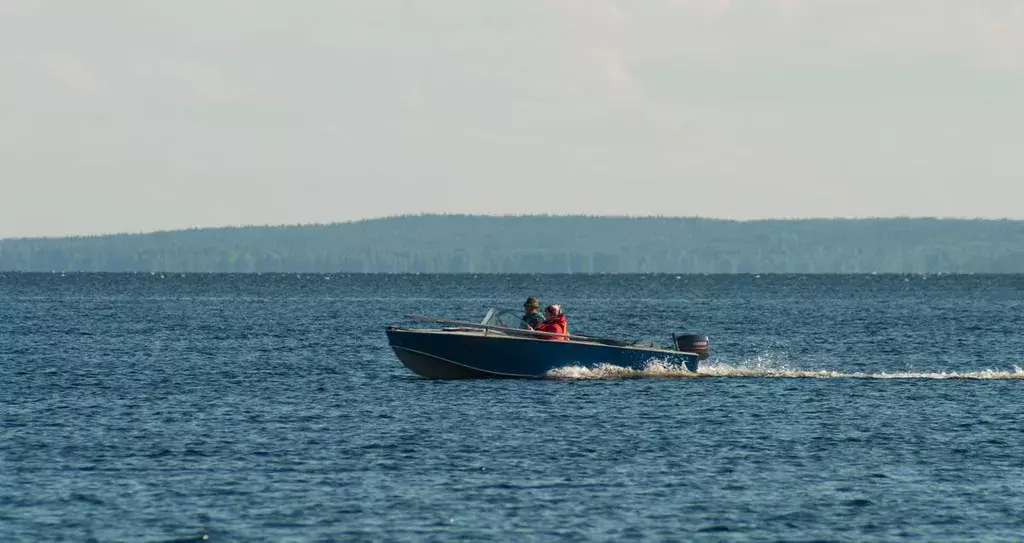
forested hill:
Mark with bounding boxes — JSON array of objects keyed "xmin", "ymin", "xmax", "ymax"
[{"xmin": 2, "ymin": 215, "xmax": 1024, "ymax": 273}]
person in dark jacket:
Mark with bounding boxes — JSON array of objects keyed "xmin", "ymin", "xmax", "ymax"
[
  {"xmin": 521, "ymin": 297, "xmax": 545, "ymax": 329},
  {"xmin": 535, "ymin": 304, "xmax": 569, "ymax": 340}
]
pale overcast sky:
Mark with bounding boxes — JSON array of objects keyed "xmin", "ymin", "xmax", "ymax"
[{"xmin": 2, "ymin": 1, "xmax": 1023, "ymax": 237}]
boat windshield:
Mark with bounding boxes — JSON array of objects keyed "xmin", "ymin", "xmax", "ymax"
[{"xmin": 480, "ymin": 308, "xmax": 522, "ymax": 328}]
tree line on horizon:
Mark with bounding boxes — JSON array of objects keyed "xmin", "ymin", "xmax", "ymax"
[{"xmin": 2, "ymin": 215, "xmax": 1023, "ymax": 273}]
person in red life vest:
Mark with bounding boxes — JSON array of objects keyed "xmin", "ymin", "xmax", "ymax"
[{"xmin": 535, "ymin": 304, "xmax": 569, "ymax": 340}]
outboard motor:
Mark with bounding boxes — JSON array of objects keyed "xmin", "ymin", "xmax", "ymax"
[{"xmin": 673, "ymin": 333, "xmax": 709, "ymax": 360}]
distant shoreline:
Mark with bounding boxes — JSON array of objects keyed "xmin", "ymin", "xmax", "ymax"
[
  {"xmin": 5, "ymin": 213, "xmax": 1023, "ymax": 242},
  {"xmin": 2, "ymin": 215, "xmax": 1023, "ymax": 273}
]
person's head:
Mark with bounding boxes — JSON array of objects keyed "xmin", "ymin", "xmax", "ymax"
[
  {"xmin": 544, "ymin": 304, "xmax": 562, "ymax": 319},
  {"xmin": 523, "ymin": 297, "xmax": 540, "ymax": 314}
]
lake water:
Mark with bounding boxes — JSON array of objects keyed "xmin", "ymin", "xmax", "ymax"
[{"xmin": 2, "ymin": 273, "xmax": 1023, "ymax": 541}]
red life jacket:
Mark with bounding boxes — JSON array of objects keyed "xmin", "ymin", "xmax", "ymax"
[{"xmin": 536, "ymin": 315, "xmax": 569, "ymax": 340}]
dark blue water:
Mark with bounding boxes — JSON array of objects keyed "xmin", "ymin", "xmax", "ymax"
[{"xmin": 2, "ymin": 273, "xmax": 1023, "ymax": 541}]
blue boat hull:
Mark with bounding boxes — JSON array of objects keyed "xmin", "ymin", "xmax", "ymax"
[{"xmin": 386, "ymin": 327, "xmax": 699, "ymax": 378}]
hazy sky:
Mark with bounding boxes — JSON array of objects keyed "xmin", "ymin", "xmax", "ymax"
[{"xmin": 2, "ymin": 1, "xmax": 1023, "ymax": 237}]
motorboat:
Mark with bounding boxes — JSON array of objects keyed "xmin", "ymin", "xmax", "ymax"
[{"xmin": 385, "ymin": 309, "xmax": 709, "ymax": 378}]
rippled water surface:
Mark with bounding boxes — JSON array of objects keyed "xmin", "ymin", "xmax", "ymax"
[{"xmin": 2, "ymin": 273, "xmax": 1023, "ymax": 541}]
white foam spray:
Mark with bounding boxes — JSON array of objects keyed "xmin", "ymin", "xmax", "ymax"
[
  {"xmin": 547, "ymin": 360, "xmax": 703, "ymax": 380},
  {"xmin": 546, "ymin": 359, "xmax": 1024, "ymax": 380}
]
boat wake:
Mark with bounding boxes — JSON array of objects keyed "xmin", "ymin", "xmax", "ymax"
[
  {"xmin": 546, "ymin": 359, "xmax": 1024, "ymax": 380},
  {"xmin": 697, "ymin": 362, "xmax": 1024, "ymax": 380},
  {"xmin": 546, "ymin": 361, "xmax": 704, "ymax": 380}
]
